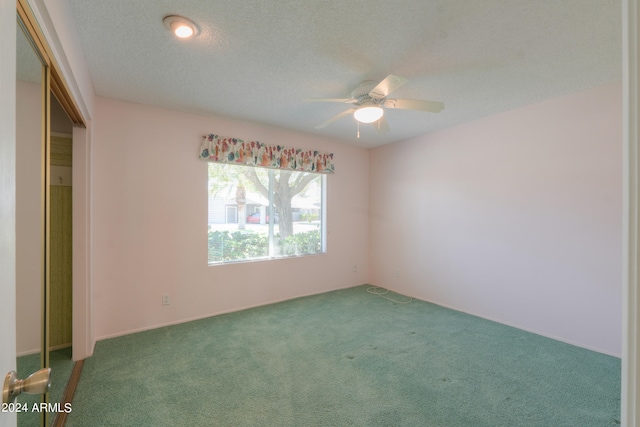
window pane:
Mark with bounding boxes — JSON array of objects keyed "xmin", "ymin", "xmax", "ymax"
[
  {"xmin": 208, "ymin": 163, "xmax": 325, "ymax": 264},
  {"xmin": 272, "ymin": 169, "xmax": 323, "ymax": 257}
]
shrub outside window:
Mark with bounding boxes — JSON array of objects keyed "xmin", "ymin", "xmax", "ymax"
[{"xmin": 208, "ymin": 163, "xmax": 326, "ymax": 264}]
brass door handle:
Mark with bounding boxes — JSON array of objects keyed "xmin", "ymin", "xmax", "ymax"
[{"xmin": 2, "ymin": 368, "xmax": 51, "ymax": 403}]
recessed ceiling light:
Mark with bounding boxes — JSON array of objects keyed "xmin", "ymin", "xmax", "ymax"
[{"xmin": 163, "ymin": 15, "xmax": 199, "ymax": 39}]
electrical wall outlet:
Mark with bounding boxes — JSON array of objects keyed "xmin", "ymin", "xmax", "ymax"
[
  {"xmin": 395, "ymin": 268, "xmax": 400, "ymax": 277},
  {"xmin": 353, "ymin": 264, "xmax": 358, "ymax": 273},
  {"xmin": 162, "ymin": 294, "xmax": 170, "ymax": 306}
]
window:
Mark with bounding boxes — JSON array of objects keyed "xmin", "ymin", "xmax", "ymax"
[{"xmin": 208, "ymin": 162, "xmax": 326, "ymax": 264}]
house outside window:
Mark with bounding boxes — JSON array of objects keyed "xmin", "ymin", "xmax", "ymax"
[{"xmin": 208, "ymin": 162, "xmax": 326, "ymax": 264}]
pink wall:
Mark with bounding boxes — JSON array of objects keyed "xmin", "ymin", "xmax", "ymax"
[
  {"xmin": 370, "ymin": 82, "xmax": 623, "ymax": 356},
  {"xmin": 92, "ymin": 97, "xmax": 370, "ymax": 340}
]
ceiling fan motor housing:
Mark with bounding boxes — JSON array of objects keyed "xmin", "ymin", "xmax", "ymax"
[
  {"xmin": 356, "ymin": 95, "xmax": 381, "ymax": 107},
  {"xmin": 351, "ymin": 80, "xmax": 379, "ymax": 103}
]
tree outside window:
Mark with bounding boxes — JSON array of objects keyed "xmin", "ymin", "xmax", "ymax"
[{"xmin": 208, "ymin": 163, "xmax": 325, "ymax": 263}]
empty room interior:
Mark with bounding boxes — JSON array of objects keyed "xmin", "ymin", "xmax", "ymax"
[{"xmin": 4, "ymin": 0, "xmax": 637, "ymax": 426}]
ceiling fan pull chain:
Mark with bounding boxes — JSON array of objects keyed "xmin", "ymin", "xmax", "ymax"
[{"xmin": 357, "ymin": 121, "xmax": 360, "ymax": 139}]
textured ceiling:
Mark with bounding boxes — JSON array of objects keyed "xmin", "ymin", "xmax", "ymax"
[{"xmin": 66, "ymin": 0, "xmax": 621, "ymax": 148}]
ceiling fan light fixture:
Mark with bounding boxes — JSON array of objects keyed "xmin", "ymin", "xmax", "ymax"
[
  {"xmin": 353, "ymin": 105, "xmax": 383, "ymax": 123},
  {"xmin": 163, "ymin": 15, "xmax": 200, "ymax": 39}
]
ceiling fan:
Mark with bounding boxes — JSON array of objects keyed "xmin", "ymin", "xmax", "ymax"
[{"xmin": 305, "ymin": 75, "xmax": 444, "ymax": 135}]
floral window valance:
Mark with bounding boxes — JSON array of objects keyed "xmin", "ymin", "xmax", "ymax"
[{"xmin": 199, "ymin": 134, "xmax": 335, "ymax": 174}]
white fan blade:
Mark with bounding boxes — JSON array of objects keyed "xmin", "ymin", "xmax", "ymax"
[
  {"xmin": 369, "ymin": 75, "xmax": 408, "ymax": 99},
  {"xmin": 375, "ymin": 116, "xmax": 390, "ymax": 134},
  {"xmin": 304, "ymin": 98, "xmax": 356, "ymax": 104},
  {"xmin": 385, "ymin": 98, "xmax": 444, "ymax": 113},
  {"xmin": 315, "ymin": 108, "xmax": 355, "ymax": 129}
]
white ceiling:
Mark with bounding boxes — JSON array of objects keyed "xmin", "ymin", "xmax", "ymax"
[{"xmin": 65, "ymin": 0, "xmax": 621, "ymax": 148}]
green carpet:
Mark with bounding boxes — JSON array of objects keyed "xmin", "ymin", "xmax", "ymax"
[{"xmin": 66, "ymin": 285, "xmax": 620, "ymax": 426}]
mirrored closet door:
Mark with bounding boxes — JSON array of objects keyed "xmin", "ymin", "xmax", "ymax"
[{"xmin": 15, "ymin": 13, "xmax": 47, "ymax": 427}]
